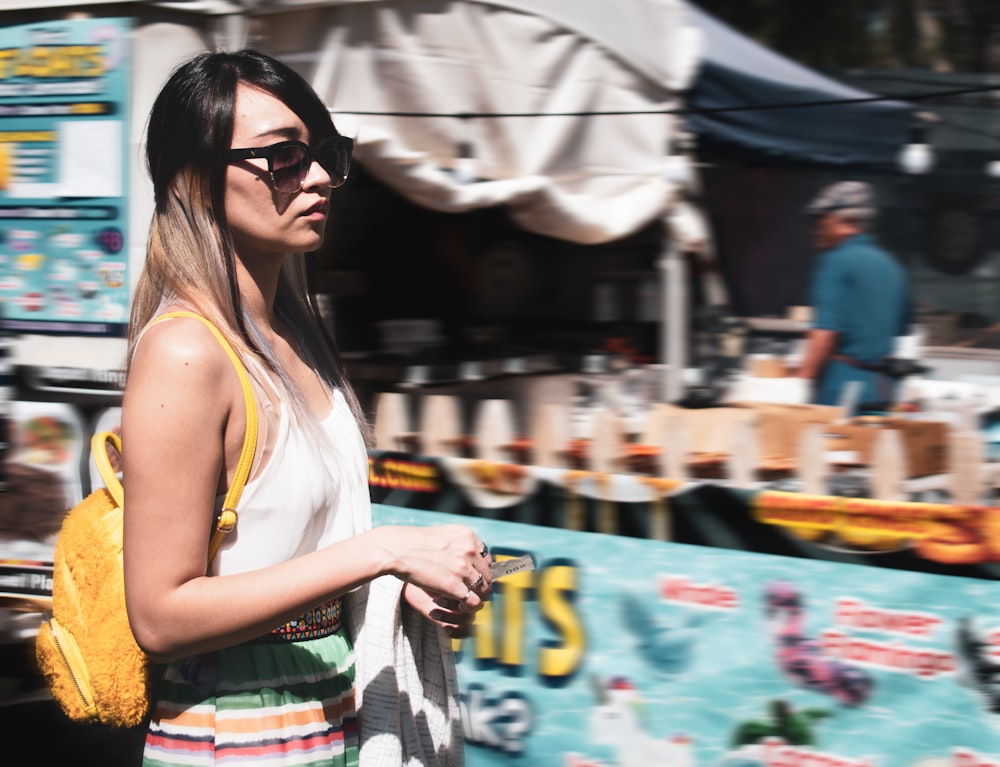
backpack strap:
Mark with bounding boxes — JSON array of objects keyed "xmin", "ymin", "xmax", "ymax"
[
  {"xmin": 92, "ymin": 430, "xmax": 125, "ymax": 509},
  {"xmin": 152, "ymin": 311, "xmax": 258, "ymax": 562},
  {"xmin": 92, "ymin": 312, "xmax": 259, "ymax": 564}
]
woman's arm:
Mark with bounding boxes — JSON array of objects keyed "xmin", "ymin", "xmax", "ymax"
[{"xmin": 122, "ymin": 318, "xmax": 490, "ymax": 662}]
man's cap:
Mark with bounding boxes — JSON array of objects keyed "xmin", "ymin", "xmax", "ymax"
[{"xmin": 805, "ymin": 181, "xmax": 876, "ymax": 215}]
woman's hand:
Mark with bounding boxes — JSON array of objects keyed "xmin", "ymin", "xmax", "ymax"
[
  {"xmin": 402, "ymin": 583, "xmax": 479, "ymax": 638},
  {"xmin": 379, "ymin": 524, "xmax": 493, "ymax": 614}
]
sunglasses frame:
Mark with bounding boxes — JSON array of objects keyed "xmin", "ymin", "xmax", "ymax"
[{"xmin": 227, "ymin": 135, "xmax": 353, "ymax": 194}]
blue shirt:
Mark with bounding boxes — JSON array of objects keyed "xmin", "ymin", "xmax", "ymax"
[{"xmin": 810, "ymin": 233, "xmax": 909, "ymax": 406}]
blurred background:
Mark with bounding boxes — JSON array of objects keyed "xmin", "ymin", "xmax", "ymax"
[{"xmin": 5, "ymin": 1, "xmax": 1000, "ymax": 760}]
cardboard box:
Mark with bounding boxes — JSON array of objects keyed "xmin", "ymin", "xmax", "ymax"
[
  {"xmin": 731, "ymin": 402, "xmax": 843, "ymax": 459},
  {"xmin": 748, "ymin": 356, "xmax": 789, "ymax": 378},
  {"xmin": 653, "ymin": 403, "xmax": 843, "ymax": 478},
  {"xmin": 823, "ymin": 417, "xmax": 949, "ymax": 477},
  {"xmin": 658, "ymin": 405, "xmax": 758, "ymax": 455},
  {"xmin": 919, "ymin": 311, "xmax": 960, "ymax": 346}
]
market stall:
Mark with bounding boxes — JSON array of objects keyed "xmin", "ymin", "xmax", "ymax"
[
  {"xmin": 364, "ymin": 387, "xmax": 1000, "ymax": 765},
  {"xmin": 247, "ymin": 0, "xmax": 915, "ymax": 400}
]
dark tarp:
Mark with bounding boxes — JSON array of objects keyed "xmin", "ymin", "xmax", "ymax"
[{"xmin": 686, "ymin": 2, "xmax": 915, "ymax": 170}]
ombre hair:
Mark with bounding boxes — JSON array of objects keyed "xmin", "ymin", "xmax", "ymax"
[{"xmin": 129, "ymin": 49, "xmax": 371, "ymax": 444}]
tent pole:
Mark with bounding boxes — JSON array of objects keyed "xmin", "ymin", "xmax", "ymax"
[
  {"xmin": 658, "ymin": 221, "xmax": 686, "ymax": 403},
  {"xmin": 221, "ymin": 12, "xmax": 248, "ymax": 51}
]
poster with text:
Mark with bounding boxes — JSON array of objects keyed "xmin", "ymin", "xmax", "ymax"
[
  {"xmin": 373, "ymin": 503, "xmax": 1000, "ymax": 767},
  {"xmin": 0, "ymin": 18, "xmax": 131, "ymax": 335}
]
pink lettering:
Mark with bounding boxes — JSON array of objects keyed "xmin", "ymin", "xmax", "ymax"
[
  {"xmin": 659, "ymin": 575, "xmax": 738, "ymax": 609},
  {"xmin": 988, "ymin": 630, "xmax": 1000, "ymax": 660},
  {"xmin": 953, "ymin": 748, "xmax": 1000, "ymax": 767},
  {"xmin": 760, "ymin": 739, "xmax": 874, "ymax": 767},
  {"xmin": 563, "ymin": 755, "xmax": 607, "ymax": 767},
  {"xmin": 834, "ymin": 598, "xmax": 942, "ymax": 637},
  {"xmin": 820, "ymin": 630, "xmax": 955, "ymax": 678}
]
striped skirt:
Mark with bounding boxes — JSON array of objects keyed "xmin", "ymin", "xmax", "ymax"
[{"xmin": 143, "ymin": 608, "xmax": 358, "ymax": 766}]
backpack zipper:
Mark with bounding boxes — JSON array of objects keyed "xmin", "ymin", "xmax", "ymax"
[{"xmin": 46, "ymin": 620, "xmax": 95, "ymax": 715}]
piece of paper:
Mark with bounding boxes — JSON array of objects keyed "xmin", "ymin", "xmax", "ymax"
[
  {"xmin": 57, "ymin": 119, "xmax": 122, "ymax": 198},
  {"xmin": 490, "ymin": 554, "xmax": 535, "ymax": 580}
]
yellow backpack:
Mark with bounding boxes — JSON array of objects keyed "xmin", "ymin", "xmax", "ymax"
[{"xmin": 34, "ymin": 312, "xmax": 258, "ymax": 727}]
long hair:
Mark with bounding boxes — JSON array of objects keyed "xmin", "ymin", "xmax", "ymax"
[{"xmin": 130, "ymin": 49, "xmax": 372, "ymax": 444}]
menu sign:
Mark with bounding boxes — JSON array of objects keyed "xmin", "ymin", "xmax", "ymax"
[{"xmin": 0, "ymin": 18, "xmax": 131, "ymax": 335}]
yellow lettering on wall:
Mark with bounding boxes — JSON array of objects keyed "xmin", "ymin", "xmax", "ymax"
[
  {"xmin": 0, "ymin": 131, "xmax": 55, "ymax": 142},
  {"xmin": 2, "ymin": 45, "xmax": 105, "ymax": 80},
  {"xmin": 13, "ymin": 47, "xmax": 41, "ymax": 78},
  {"xmin": 471, "ymin": 601, "xmax": 496, "ymax": 660},
  {"xmin": 499, "ymin": 566, "xmax": 533, "ymax": 666},
  {"xmin": 537, "ymin": 564, "xmax": 584, "ymax": 680},
  {"xmin": 0, "ymin": 49, "xmax": 17, "ymax": 80},
  {"xmin": 70, "ymin": 103, "xmax": 104, "ymax": 115}
]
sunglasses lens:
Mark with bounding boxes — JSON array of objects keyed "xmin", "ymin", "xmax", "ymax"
[
  {"xmin": 271, "ymin": 144, "xmax": 309, "ymax": 193},
  {"xmin": 317, "ymin": 140, "xmax": 351, "ymax": 188}
]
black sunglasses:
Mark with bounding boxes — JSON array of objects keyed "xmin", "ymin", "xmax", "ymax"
[{"xmin": 227, "ymin": 136, "xmax": 353, "ymax": 194}]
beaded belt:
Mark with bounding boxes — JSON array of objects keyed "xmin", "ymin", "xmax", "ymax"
[{"xmin": 254, "ymin": 598, "xmax": 343, "ymax": 644}]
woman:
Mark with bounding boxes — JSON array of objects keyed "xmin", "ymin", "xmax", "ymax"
[{"xmin": 122, "ymin": 49, "xmax": 491, "ymax": 766}]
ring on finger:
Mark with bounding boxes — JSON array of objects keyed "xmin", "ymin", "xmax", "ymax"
[
  {"xmin": 470, "ymin": 573, "xmax": 485, "ymax": 591},
  {"xmin": 464, "ymin": 588, "xmax": 474, "ymax": 604},
  {"xmin": 479, "ymin": 542, "xmax": 489, "ymax": 558}
]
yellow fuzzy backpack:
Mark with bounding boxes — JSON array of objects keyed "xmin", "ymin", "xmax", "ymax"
[{"xmin": 35, "ymin": 312, "xmax": 258, "ymax": 727}]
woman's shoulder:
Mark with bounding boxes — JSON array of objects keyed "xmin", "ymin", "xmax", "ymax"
[
  {"xmin": 130, "ymin": 310, "xmax": 236, "ymax": 385},
  {"xmin": 123, "ymin": 313, "xmax": 241, "ymax": 438}
]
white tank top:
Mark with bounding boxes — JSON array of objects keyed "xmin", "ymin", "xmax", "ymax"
[{"xmin": 210, "ymin": 387, "xmax": 372, "ymax": 576}]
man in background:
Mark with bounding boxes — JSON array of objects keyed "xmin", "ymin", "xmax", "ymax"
[{"xmin": 795, "ymin": 181, "xmax": 911, "ymax": 410}]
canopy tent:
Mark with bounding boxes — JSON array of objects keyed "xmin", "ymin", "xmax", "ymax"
[
  {"xmin": 246, "ymin": 0, "xmax": 702, "ymax": 247},
  {"xmin": 239, "ymin": 0, "xmax": 915, "ymax": 242},
  {"xmin": 685, "ymin": 3, "xmax": 915, "ymax": 169},
  {"xmin": 244, "ymin": 0, "xmax": 706, "ymax": 399}
]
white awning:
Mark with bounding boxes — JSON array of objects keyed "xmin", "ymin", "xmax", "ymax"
[{"xmin": 255, "ymin": 0, "xmax": 701, "ymax": 244}]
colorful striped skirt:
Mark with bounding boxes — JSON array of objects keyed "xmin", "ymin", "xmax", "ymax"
[{"xmin": 143, "ymin": 601, "xmax": 358, "ymax": 766}]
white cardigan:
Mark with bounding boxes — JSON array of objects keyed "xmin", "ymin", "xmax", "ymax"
[{"xmin": 347, "ymin": 576, "xmax": 466, "ymax": 767}]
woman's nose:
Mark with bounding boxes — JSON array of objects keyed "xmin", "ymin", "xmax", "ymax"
[{"xmin": 302, "ymin": 156, "xmax": 332, "ymax": 190}]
